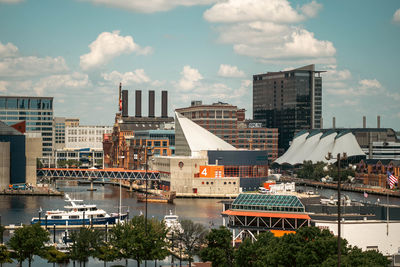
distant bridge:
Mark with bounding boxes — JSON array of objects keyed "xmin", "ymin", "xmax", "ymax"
[{"xmin": 37, "ymin": 168, "xmax": 161, "ymax": 181}]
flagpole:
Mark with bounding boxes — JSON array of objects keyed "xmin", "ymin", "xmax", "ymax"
[{"xmin": 387, "ymin": 190, "xmax": 389, "ymax": 236}]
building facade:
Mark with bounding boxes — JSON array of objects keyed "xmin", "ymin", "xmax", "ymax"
[
  {"xmin": 176, "ymin": 102, "xmax": 279, "ymax": 160},
  {"xmin": 65, "ymin": 125, "xmax": 112, "ymax": 149},
  {"xmin": 176, "ymin": 101, "xmax": 239, "ymax": 146},
  {"xmin": 0, "ymin": 96, "xmax": 54, "ymax": 158},
  {"xmin": 253, "ymin": 64, "xmax": 323, "ymax": 152}
]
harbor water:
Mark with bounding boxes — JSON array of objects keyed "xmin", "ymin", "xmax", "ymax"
[
  {"xmin": 0, "ymin": 181, "xmax": 223, "ymax": 266},
  {"xmin": 1, "ymin": 181, "xmax": 400, "ymax": 266}
]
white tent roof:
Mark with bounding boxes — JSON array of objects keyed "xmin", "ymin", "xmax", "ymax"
[
  {"xmin": 286, "ymin": 131, "xmax": 323, "ymax": 165},
  {"xmin": 274, "ymin": 131, "xmax": 308, "ymax": 165},
  {"xmin": 329, "ymin": 131, "xmax": 365, "ymax": 163},
  {"xmin": 305, "ymin": 131, "xmax": 337, "ymax": 163},
  {"xmin": 175, "ymin": 111, "xmax": 236, "ymax": 156},
  {"xmin": 274, "ymin": 130, "xmax": 365, "ymax": 165}
]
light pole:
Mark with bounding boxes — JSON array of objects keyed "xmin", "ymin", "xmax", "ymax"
[
  {"xmin": 144, "ymin": 147, "xmax": 152, "ymax": 267},
  {"xmin": 324, "ymin": 152, "xmax": 347, "ymax": 267}
]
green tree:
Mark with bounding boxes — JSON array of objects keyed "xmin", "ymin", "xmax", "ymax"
[
  {"xmin": 69, "ymin": 227, "xmax": 103, "ymax": 267},
  {"xmin": 42, "ymin": 246, "xmax": 69, "ymax": 265},
  {"xmin": 177, "ymin": 219, "xmax": 208, "ymax": 267},
  {"xmin": 235, "ymin": 231, "xmax": 277, "ymax": 267},
  {"xmin": 0, "ymin": 245, "xmax": 13, "ymax": 267},
  {"xmin": 109, "ymin": 215, "xmax": 169, "ymax": 267},
  {"xmin": 145, "ymin": 217, "xmax": 169, "ymax": 263},
  {"xmin": 7, "ymin": 223, "xmax": 50, "ymax": 267},
  {"xmin": 200, "ymin": 226, "xmax": 234, "ymax": 267},
  {"xmin": 95, "ymin": 244, "xmax": 119, "ymax": 267}
]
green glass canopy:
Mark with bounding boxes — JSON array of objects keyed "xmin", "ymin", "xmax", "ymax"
[{"xmin": 231, "ymin": 193, "xmax": 305, "ymax": 213}]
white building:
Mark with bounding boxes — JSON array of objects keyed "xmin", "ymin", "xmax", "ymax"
[
  {"xmin": 65, "ymin": 125, "xmax": 112, "ymax": 149},
  {"xmin": 315, "ymin": 220, "xmax": 400, "ymax": 256}
]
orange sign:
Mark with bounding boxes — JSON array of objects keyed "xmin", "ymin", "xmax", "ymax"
[{"xmin": 199, "ymin": 166, "xmax": 224, "ymax": 178}]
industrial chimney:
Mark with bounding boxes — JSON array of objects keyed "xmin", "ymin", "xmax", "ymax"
[
  {"xmin": 377, "ymin": 115, "xmax": 381, "ymax": 129},
  {"xmin": 363, "ymin": 116, "xmax": 366, "ymax": 128},
  {"xmin": 149, "ymin": 90, "xmax": 155, "ymax": 118},
  {"xmin": 332, "ymin": 117, "xmax": 336, "ymax": 129},
  {"xmin": 135, "ymin": 90, "xmax": 142, "ymax": 117},
  {"xmin": 122, "ymin": 90, "xmax": 128, "ymax": 117},
  {"xmin": 161, "ymin": 90, "xmax": 168, "ymax": 118}
]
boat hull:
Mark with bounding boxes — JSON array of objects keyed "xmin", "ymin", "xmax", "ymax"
[{"xmin": 31, "ymin": 214, "xmax": 128, "ymax": 226}]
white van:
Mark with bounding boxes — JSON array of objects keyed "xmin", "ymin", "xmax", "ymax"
[{"xmin": 258, "ymin": 187, "xmax": 268, "ymax": 194}]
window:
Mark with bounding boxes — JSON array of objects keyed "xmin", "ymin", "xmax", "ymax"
[
  {"xmin": 147, "ymin": 141, "xmax": 152, "ymax": 147},
  {"xmin": 6, "ymin": 98, "xmax": 17, "ymax": 109},
  {"xmin": 154, "ymin": 141, "xmax": 161, "ymax": 147},
  {"xmin": 69, "ymin": 215, "xmax": 79, "ymax": 219},
  {"xmin": 162, "ymin": 141, "xmax": 168, "ymax": 147}
]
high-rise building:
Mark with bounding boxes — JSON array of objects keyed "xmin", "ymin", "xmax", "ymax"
[
  {"xmin": 253, "ymin": 64, "xmax": 323, "ymax": 152},
  {"xmin": 0, "ymin": 96, "xmax": 54, "ymax": 158}
]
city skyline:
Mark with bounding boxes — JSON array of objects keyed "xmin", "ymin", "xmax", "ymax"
[{"xmin": 0, "ymin": 0, "xmax": 399, "ymax": 130}]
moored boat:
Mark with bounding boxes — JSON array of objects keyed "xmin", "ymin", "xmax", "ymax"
[
  {"xmin": 163, "ymin": 210, "xmax": 183, "ymax": 234},
  {"xmin": 31, "ymin": 194, "xmax": 127, "ymax": 226},
  {"xmin": 137, "ymin": 191, "xmax": 176, "ymax": 204}
]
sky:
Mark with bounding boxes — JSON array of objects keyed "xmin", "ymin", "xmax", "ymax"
[{"xmin": 0, "ymin": 0, "xmax": 399, "ymax": 130}]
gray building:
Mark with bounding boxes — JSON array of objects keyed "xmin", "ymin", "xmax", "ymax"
[
  {"xmin": 0, "ymin": 96, "xmax": 54, "ymax": 159},
  {"xmin": 0, "ymin": 121, "xmax": 26, "ymax": 187},
  {"xmin": 253, "ymin": 64, "xmax": 323, "ymax": 152}
]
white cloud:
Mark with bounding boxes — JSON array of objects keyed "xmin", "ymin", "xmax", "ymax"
[
  {"xmin": 329, "ymin": 99, "xmax": 359, "ymax": 108},
  {"xmin": 33, "ymin": 72, "xmax": 90, "ymax": 95},
  {"xmin": 0, "ymin": 56, "xmax": 68, "ymax": 77},
  {"xmin": 231, "ymin": 27, "xmax": 335, "ymax": 63},
  {"xmin": 177, "ymin": 65, "xmax": 203, "ymax": 91},
  {"xmin": 326, "ymin": 78, "xmax": 384, "ymax": 96},
  {"xmin": 358, "ymin": 79, "xmax": 382, "ymax": 89},
  {"xmin": 218, "ymin": 64, "xmax": 245, "ymax": 78},
  {"xmin": 0, "ymin": 81, "xmax": 8, "ymax": 92},
  {"xmin": 300, "ymin": 1, "xmax": 323, "ymax": 18},
  {"xmin": 0, "ymin": 0, "xmax": 23, "ymax": 3},
  {"xmin": 83, "ymin": 0, "xmax": 216, "ymax": 13},
  {"xmin": 204, "ymin": 0, "xmax": 304, "ymax": 23},
  {"xmin": 102, "ymin": 69, "xmax": 151, "ymax": 84},
  {"xmin": 393, "ymin": 8, "xmax": 400, "ymax": 23},
  {"xmin": 80, "ymin": 31, "xmax": 152, "ymax": 70},
  {"xmin": 0, "ymin": 41, "xmax": 18, "ymax": 58},
  {"xmin": 204, "ymin": 0, "xmax": 334, "ymax": 64}
]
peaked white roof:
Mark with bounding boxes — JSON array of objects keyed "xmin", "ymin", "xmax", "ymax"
[
  {"xmin": 274, "ymin": 130, "xmax": 365, "ymax": 165},
  {"xmin": 274, "ymin": 131, "xmax": 308, "ymax": 165},
  {"xmin": 305, "ymin": 131, "xmax": 337, "ymax": 162},
  {"xmin": 286, "ymin": 131, "xmax": 323, "ymax": 165},
  {"xmin": 175, "ymin": 111, "xmax": 236, "ymax": 156}
]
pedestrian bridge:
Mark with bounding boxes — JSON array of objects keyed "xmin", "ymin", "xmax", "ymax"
[{"xmin": 37, "ymin": 168, "xmax": 161, "ymax": 181}]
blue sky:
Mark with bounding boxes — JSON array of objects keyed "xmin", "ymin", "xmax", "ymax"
[{"xmin": 0, "ymin": 0, "xmax": 399, "ymax": 130}]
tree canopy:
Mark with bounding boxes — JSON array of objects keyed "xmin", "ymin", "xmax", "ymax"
[
  {"xmin": 7, "ymin": 223, "xmax": 49, "ymax": 267},
  {"xmin": 69, "ymin": 227, "xmax": 104, "ymax": 265},
  {"xmin": 205, "ymin": 226, "xmax": 389, "ymax": 267},
  {"xmin": 177, "ymin": 219, "xmax": 208, "ymax": 267},
  {"xmin": 200, "ymin": 226, "xmax": 234, "ymax": 267}
]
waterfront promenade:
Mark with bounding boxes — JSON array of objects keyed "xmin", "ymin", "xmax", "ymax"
[{"xmin": 281, "ymin": 176, "xmax": 400, "ymax": 198}]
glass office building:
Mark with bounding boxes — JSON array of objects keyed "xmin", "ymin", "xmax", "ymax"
[
  {"xmin": 253, "ymin": 64, "xmax": 323, "ymax": 152},
  {"xmin": 0, "ymin": 96, "xmax": 54, "ymax": 157}
]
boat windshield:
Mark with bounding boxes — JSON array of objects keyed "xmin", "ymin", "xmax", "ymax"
[{"xmin": 165, "ymin": 216, "xmax": 178, "ymax": 220}]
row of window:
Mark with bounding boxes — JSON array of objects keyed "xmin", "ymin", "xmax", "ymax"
[
  {"xmin": 0, "ymin": 111, "xmax": 53, "ymax": 116},
  {"xmin": 0, "ymin": 98, "xmax": 53, "ymax": 110}
]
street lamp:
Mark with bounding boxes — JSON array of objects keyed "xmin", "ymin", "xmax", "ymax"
[
  {"xmin": 144, "ymin": 146, "xmax": 152, "ymax": 267},
  {"xmin": 324, "ymin": 152, "xmax": 350, "ymax": 267}
]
